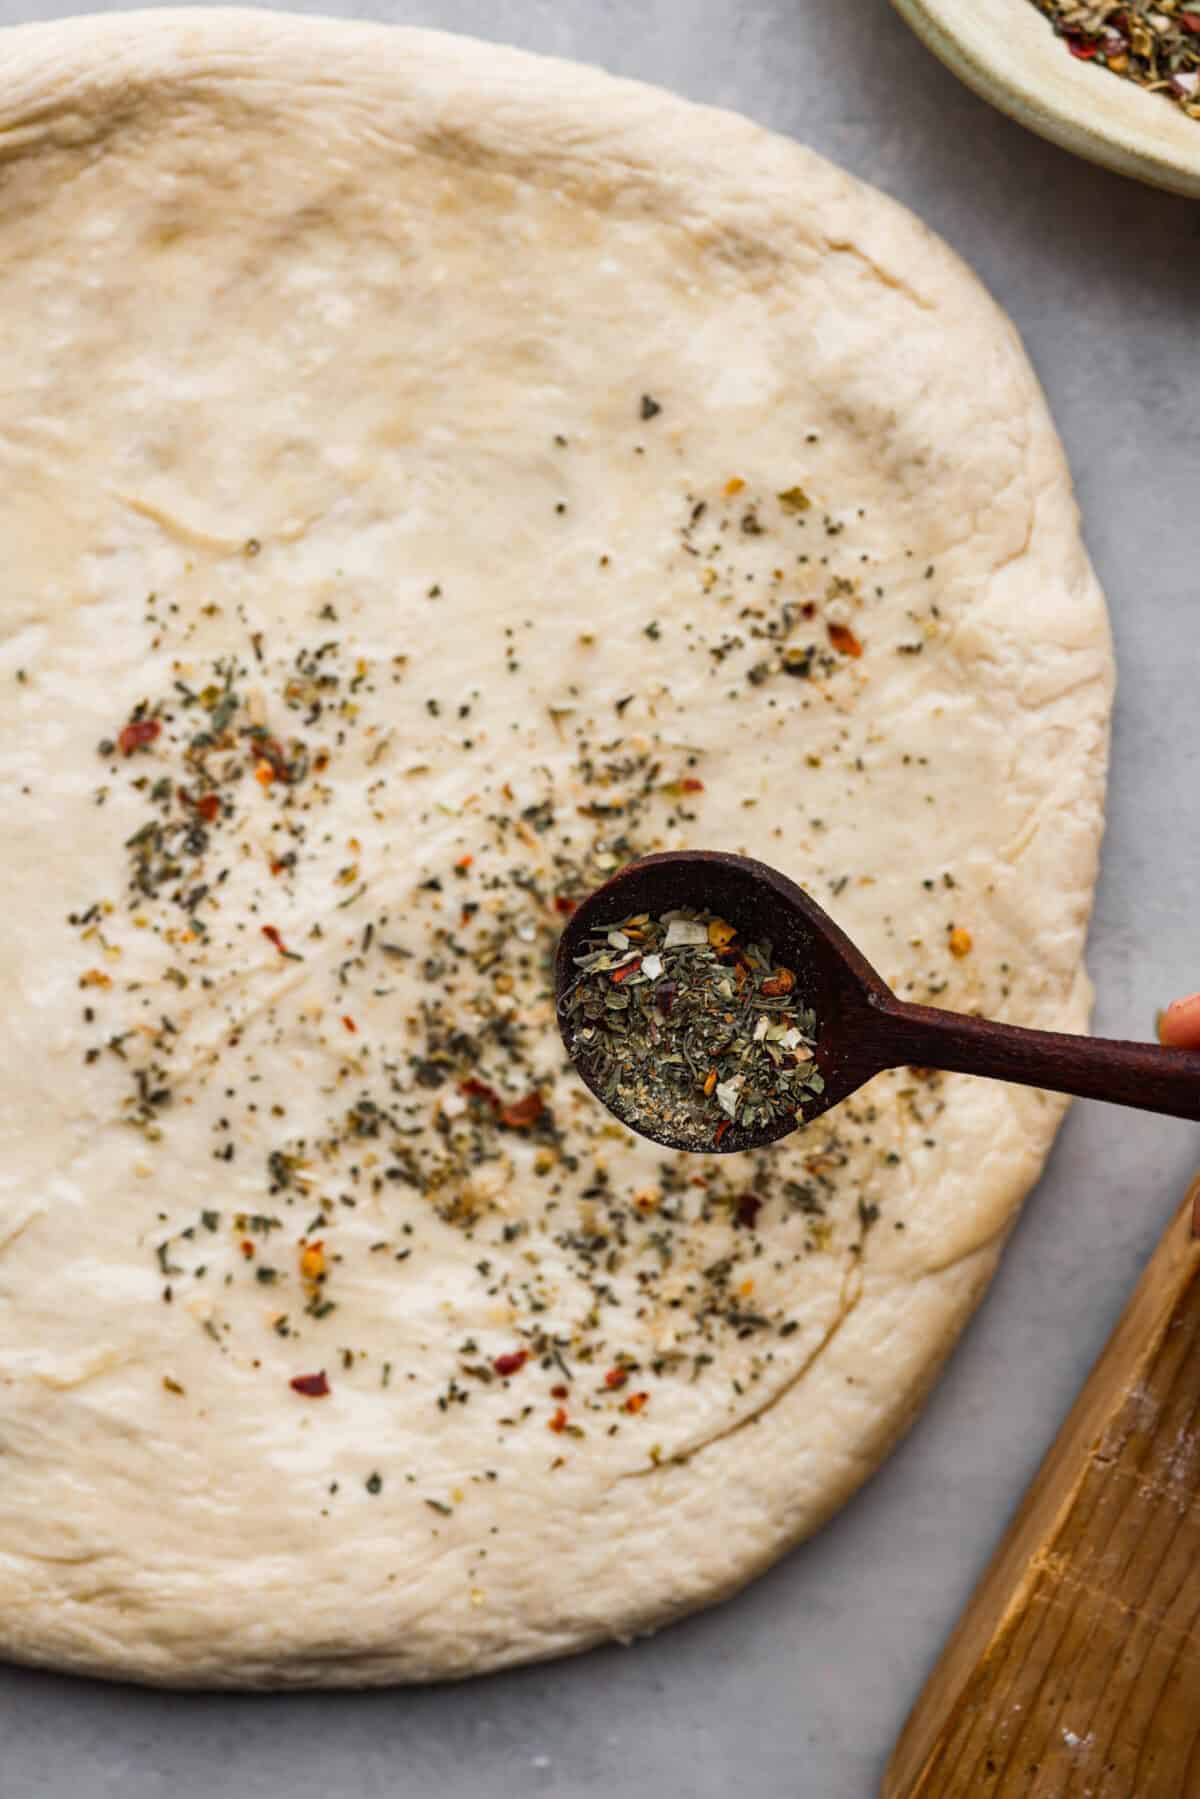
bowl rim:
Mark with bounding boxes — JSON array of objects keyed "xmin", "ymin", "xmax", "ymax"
[{"xmin": 892, "ymin": 0, "xmax": 1200, "ymax": 198}]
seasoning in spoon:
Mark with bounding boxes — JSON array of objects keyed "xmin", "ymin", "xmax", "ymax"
[
  {"xmin": 1026, "ymin": 3, "xmax": 1200, "ymax": 117},
  {"xmin": 561, "ymin": 908, "xmax": 823, "ymax": 1148}
]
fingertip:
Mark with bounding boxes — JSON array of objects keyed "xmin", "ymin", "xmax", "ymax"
[{"xmin": 1158, "ymin": 992, "xmax": 1200, "ymax": 1049}]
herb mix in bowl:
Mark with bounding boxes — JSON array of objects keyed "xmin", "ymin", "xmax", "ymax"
[
  {"xmin": 561, "ymin": 909, "xmax": 823, "ymax": 1150},
  {"xmin": 1030, "ymin": 2, "xmax": 1200, "ymax": 115}
]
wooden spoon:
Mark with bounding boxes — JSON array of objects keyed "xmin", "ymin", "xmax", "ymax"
[{"xmin": 554, "ymin": 850, "xmax": 1200, "ymax": 1154}]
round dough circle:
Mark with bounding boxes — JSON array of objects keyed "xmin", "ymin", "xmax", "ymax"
[{"xmin": 0, "ymin": 11, "xmax": 1112, "ymax": 1687}]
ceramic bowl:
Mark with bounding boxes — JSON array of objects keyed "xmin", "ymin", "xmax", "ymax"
[{"xmin": 893, "ymin": 0, "xmax": 1200, "ymax": 197}]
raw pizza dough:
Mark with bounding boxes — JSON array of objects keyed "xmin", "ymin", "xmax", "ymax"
[{"xmin": 0, "ymin": 11, "xmax": 1113, "ymax": 1687}]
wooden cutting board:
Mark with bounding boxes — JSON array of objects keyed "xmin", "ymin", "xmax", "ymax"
[{"xmin": 885, "ymin": 1177, "xmax": 1200, "ymax": 1798}]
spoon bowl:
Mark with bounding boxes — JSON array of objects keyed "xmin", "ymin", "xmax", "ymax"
[
  {"xmin": 555, "ymin": 850, "xmax": 1200, "ymax": 1153},
  {"xmin": 556, "ymin": 850, "xmax": 897, "ymax": 1152}
]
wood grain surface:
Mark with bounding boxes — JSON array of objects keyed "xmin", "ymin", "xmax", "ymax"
[{"xmin": 885, "ymin": 1177, "xmax": 1200, "ymax": 1798}]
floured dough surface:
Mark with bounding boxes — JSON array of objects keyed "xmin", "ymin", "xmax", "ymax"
[{"xmin": 0, "ymin": 11, "xmax": 1112, "ymax": 1687}]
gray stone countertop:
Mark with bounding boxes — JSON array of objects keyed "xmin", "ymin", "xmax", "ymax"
[{"xmin": 2, "ymin": 2, "xmax": 1197, "ymax": 1794}]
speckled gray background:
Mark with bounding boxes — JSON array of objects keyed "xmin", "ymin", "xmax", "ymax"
[{"xmin": 1, "ymin": 3, "xmax": 1197, "ymax": 1794}]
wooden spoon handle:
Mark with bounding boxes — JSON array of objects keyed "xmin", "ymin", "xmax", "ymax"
[{"xmin": 873, "ymin": 1001, "xmax": 1200, "ymax": 1122}]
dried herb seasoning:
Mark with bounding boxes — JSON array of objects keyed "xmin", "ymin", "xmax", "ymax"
[
  {"xmin": 1028, "ymin": 2, "xmax": 1200, "ymax": 115},
  {"xmin": 63, "ymin": 435, "xmax": 930, "ymax": 1488},
  {"xmin": 561, "ymin": 909, "xmax": 823, "ymax": 1148}
]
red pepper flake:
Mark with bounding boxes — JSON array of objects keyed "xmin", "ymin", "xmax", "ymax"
[
  {"xmin": 290, "ymin": 1371, "xmax": 330, "ymax": 1399},
  {"xmin": 735, "ymin": 1194, "xmax": 764, "ymax": 1230},
  {"xmin": 240, "ymin": 1238, "xmax": 255, "ymax": 1260},
  {"xmin": 455, "ymin": 854, "xmax": 474, "ymax": 870},
  {"xmin": 459, "ymin": 1079, "xmax": 542, "ymax": 1129},
  {"xmin": 1182, "ymin": 10, "xmax": 1200, "ymax": 30},
  {"xmin": 827, "ymin": 621, "xmax": 863, "ymax": 658},
  {"xmin": 714, "ymin": 1120, "xmax": 732, "ymax": 1148},
  {"xmin": 760, "ymin": 967, "xmax": 796, "ymax": 997},
  {"xmin": 177, "ymin": 787, "xmax": 221, "ymax": 822},
  {"xmin": 553, "ymin": 894, "xmax": 579, "ymax": 915},
  {"xmin": 604, "ymin": 1367, "xmax": 629, "ymax": 1390},
  {"xmin": 299, "ymin": 1241, "xmax": 325, "ymax": 1281},
  {"xmin": 548, "ymin": 1406, "xmax": 568, "ymax": 1434},
  {"xmin": 342, "ymin": 1015, "xmax": 358, "ymax": 1033},
  {"xmin": 1066, "ymin": 33, "xmax": 1099, "ymax": 58},
  {"xmin": 610, "ymin": 959, "xmax": 642, "ymax": 985},
  {"xmin": 116, "ymin": 717, "xmax": 161, "ymax": 756},
  {"xmin": 492, "ymin": 1350, "xmax": 528, "ymax": 1377},
  {"xmin": 460, "ymin": 1076, "xmax": 501, "ymax": 1109},
  {"xmin": 550, "ymin": 1383, "xmax": 569, "ymax": 1400},
  {"xmin": 254, "ymin": 736, "xmax": 294, "ymax": 783},
  {"xmin": 500, "ymin": 1091, "xmax": 544, "ymax": 1130},
  {"xmin": 262, "ymin": 924, "xmax": 288, "ymax": 955},
  {"xmin": 622, "ymin": 1392, "xmax": 649, "ymax": 1414},
  {"xmin": 680, "ymin": 777, "xmax": 705, "ymax": 793}
]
